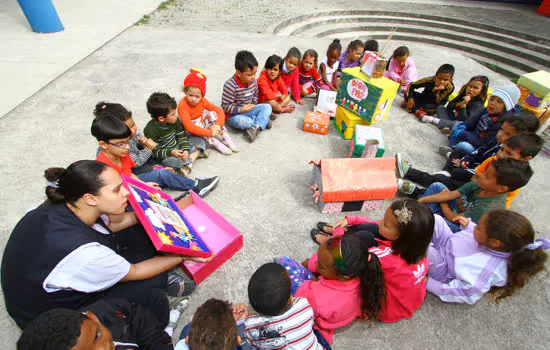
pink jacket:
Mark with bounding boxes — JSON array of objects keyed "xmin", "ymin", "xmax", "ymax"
[{"xmin": 383, "ymin": 57, "xmax": 417, "ymax": 89}]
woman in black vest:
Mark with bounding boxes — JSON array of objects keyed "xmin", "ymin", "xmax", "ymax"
[{"xmin": 1, "ymin": 160, "xmax": 207, "ymax": 329}]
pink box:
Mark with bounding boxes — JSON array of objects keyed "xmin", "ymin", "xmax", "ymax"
[{"xmin": 177, "ymin": 192, "xmax": 243, "ymax": 284}]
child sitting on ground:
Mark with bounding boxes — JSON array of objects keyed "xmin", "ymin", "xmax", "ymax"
[
  {"xmin": 243, "ymin": 263, "xmax": 323, "ymax": 349},
  {"xmin": 92, "ymin": 114, "xmax": 220, "ymax": 197},
  {"xmin": 404, "ymin": 64, "xmax": 455, "ymax": 119},
  {"xmin": 176, "ymin": 298, "xmax": 247, "ymax": 350},
  {"xmin": 418, "ymin": 158, "xmax": 533, "ymax": 232},
  {"xmin": 427, "ymin": 210, "xmax": 549, "ymax": 304},
  {"xmin": 257, "ymin": 55, "xmax": 295, "ymax": 114},
  {"xmin": 144, "ymin": 92, "xmax": 206, "ymax": 176},
  {"xmin": 333, "ymin": 40, "xmax": 364, "ymax": 88},
  {"xmin": 442, "ymin": 83, "xmax": 521, "ymax": 156},
  {"xmin": 383, "ymin": 46, "xmax": 417, "ymax": 93},
  {"xmin": 399, "ymin": 132, "xmax": 544, "ymax": 208},
  {"xmin": 421, "ymin": 75, "xmax": 489, "ymax": 133},
  {"xmin": 364, "ymin": 39, "xmax": 379, "ymax": 54},
  {"xmin": 178, "ymin": 68, "xmax": 239, "ymax": 155},
  {"xmin": 397, "ymin": 112, "xmax": 541, "ymax": 197},
  {"xmin": 299, "ymin": 49, "xmax": 323, "ymax": 97},
  {"xmin": 222, "ymin": 50, "xmax": 273, "ymax": 142},
  {"xmin": 17, "ymin": 299, "xmax": 175, "ymax": 350},
  {"xmin": 308, "ymin": 200, "xmax": 434, "ymax": 325},
  {"xmin": 319, "ymin": 39, "xmax": 342, "ymax": 91},
  {"xmin": 280, "ymin": 47, "xmax": 305, "ymax": 105}
]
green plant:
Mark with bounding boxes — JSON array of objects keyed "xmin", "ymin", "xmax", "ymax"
[
  {"xmin": 159, "ymin": 0, "xmax": 176, "ymax": 10},
  {"xmin": 136, "ymin": 14, "xmax": 150, "ymax": 26}
]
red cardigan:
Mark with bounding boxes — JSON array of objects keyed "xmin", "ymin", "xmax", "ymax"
[
  {"xmin": 257, "ymin": 70, "xmax": 289, "ymax": 103},
  {"xmin": 281, "ymin": 67, "xmax": 301, "ymax": 102}
]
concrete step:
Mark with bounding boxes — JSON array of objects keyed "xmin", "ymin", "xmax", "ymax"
[
  {"xmin": 273, "ymin": 10, "xmax": 550, "ymax": 46},
  {"xmin": 329, "ymin": 31, "xmax": 542, "ymax": 78},
  {"xmin": 282, "ymin": 15, "xmax": 550, "ymax": 58}
]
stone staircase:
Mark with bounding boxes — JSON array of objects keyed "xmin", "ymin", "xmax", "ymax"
[{"xmin": 273, "ymin": 11, "xmax": 550, "ymax": 78}]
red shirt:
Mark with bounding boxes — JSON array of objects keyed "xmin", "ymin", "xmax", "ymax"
[
  {"xmin": 96, "ymin": 151, "xmax": 135, "ymax": 177},
  {"xmin": 257, "ymin": 70, "xmax": 289, "ymax": 103},
  {"xmin": 281, "ymin": 67, "xmax": 301, "ymax": 102}
]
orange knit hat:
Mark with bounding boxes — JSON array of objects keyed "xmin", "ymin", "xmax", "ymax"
[{"xmin": 184, "ymin": 68, "xmax": 207, "ymax": 96}]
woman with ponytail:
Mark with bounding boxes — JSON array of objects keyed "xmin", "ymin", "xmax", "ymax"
[
  {"xmin": 427, "ymin": 209, "xmax": 549, "ymax": 304},
  {"xmin": 1, "ymin": 160, "xmax": 208, "ymax": 329}
]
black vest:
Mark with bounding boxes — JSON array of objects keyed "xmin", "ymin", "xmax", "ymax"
[{"xmin": 1, "ymin": 202, "xmax": 118, "ymax": 329}]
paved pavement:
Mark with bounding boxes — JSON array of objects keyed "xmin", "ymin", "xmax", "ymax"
[{"xmin": 1, "ymin": 1, "xmax": 549, "ymax": 349}]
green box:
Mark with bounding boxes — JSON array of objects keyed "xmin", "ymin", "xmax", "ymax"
[{"xmin": 349, "ymin": 125, "xmax": 385, "ymax": 158}]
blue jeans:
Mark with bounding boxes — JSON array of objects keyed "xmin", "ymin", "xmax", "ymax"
[
  {"xmin": 449, "ymin": 122, "xmax": 476, "ymax": 154},
  {"xmin": 421, "ymin": 182, "xmax": 460, "ymax": 232},
  {"xmin": 226, "ymin": 104, "xmax": 272, "ymax": 130},
  {"xmin": 137, "ymin": 170, "xmax": 196, "ymax": 191}
]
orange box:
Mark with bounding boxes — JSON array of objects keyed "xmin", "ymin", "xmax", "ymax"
[
  {"xmin": 310, "ymin": 158, "xmax": 397, "ymax": 202},
  {"xmin": 521, "ymin": 101, "xmax": 550, "ymax": 129},
  {"xmin": 304, "ymin": 111, "xmax": 330, "ymax": 135}
]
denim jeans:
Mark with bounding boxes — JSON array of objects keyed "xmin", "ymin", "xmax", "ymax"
[
  {"xmin": 137, "ymin": 170, "xmax": 196, "ymax": 191},
  {"xmin": 226, "ymin": 104, "xmax": 272, "ymax": 130},
  {"xmin": 449, "ymin": 122, "xmax": 476, "ymax": 154},
  {"xmin": 162, "ymin": 156, "xmax": 192, "ymax": 168},
  {"xmin": 421, "ymin": 182, "xmax": 461, "ymax": 232}
]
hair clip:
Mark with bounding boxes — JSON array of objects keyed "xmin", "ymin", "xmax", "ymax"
[
  {"xmin": 525, "ymin": 238, "xmax": 550, "ymax": 251},
  {"xmin": 331, "ymin": 236, "xmax": 348, "ymax": 274},
  {"xmin": 394, "ymin": 202, "xmax": 412, "ymax": 225},
  {"xmin": 46, "ymin": 180, "xmax": 59, "ymax": 188}
]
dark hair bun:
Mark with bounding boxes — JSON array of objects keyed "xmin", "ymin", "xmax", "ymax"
[
  {"xmin": 44, "ymin": 167, "xmax": 66, "ymax": 182},
  {"xmin": 93, "ymin": 102, "xmax": 109, "ymax": 117},
  {"xmin": 332, "ymin": 39, "xmax": 340, "ymax": 43}
]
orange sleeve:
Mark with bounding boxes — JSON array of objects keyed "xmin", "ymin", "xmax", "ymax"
[
  {"xmin": 178, "ymin": 99, "xmax": 214, "ymax": 137},
  {"xmin": 202, "ymin": 98, "xmax": 226, "ymax": 127},
  {"xmin": 277, "ymin": 76, "xmax": 289, "ymax": 96},
  {"xmin": 257, "ymin": 74, "xmax": 278, "ymax": 101},
  {"xmin": 505, "ymin": 189, "xmax": 520, "ymax": 208}
]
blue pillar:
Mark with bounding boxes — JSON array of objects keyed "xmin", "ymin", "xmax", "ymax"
[{"xmin": 17, "ymin": 0, "xmax": 64, "ymax": 33}]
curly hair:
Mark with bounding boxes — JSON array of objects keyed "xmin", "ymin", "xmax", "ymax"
[
  {"xmin": 17, "ymin": 308, "xmax": 86, "ymax": 350},
  {"xmin": 189, "ymin": 299, "xmax": 238, "ymax": 350}
]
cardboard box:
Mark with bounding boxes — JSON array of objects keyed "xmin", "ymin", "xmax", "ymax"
[
  {"xmin": 304, "ymin": 111, "xmax": 330, "ymax": 135},
  {"xmin": 315, "ymin": 89, "xmax": 337, "ymax": 117},
  {"xmin": 334, "ymin": 106, "xmax": 370, "ymax": 139},
  {"xmin": 520, "ymin": 101, "xmax": 549, "ymax": 129},
  {"xmin": 336, "ymin": 67, "xmax": 399, "ymax": 124},
  {"xmin": 349, "ymin": 125, "xmax": 385, "ymax": 158},
  {"xmin": 517, "ymin": 71, "xmax": 550, "ymax": 106},
  {"xmin": 310, "ymin": 158, "xmax": 397, "ymax": 203},
  {"xmin": 177, "ymin": 192, "xmax": 243, "ymax": 284},
  {"xmin": 123, "ymin": 176, "xmax": 212, "ymax": 258}
]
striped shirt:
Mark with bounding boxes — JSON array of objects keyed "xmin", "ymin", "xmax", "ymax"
[
  {"xmin": 299, "ymin": 66, "xmax": 323, "ymax": 94},
  {"xmin": 221, "ymin": 74, "xmax": 258, "ymax": 116},
  {"xmin": 128, "ymin": 130, "xmax": 153, "ymax": 167},
  {"xmin": 143, "ymin": 117, "xmax": 190, "ymax": 160},
  {"xmin": 244, "ymin": 297, "xmax": 322, "ymax": 350}
]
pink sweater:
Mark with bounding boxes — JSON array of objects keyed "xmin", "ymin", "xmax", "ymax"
[{"xmin": 383, "ymin": 56, "xmax": 417, "ymax": 89}]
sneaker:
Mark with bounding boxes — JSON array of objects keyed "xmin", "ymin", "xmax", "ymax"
[
  {"xmin": 270, "ymin": 113, "xmax": 277, "ymax": 121},
  {"xmin": 441, "ymin": 127, "xmax": 451, "ymax": 134},
  {"xmin": 265, "ymin": 120, "xmax": 273, "ymax": 130},
  {"xmin": 173, "ymin": 190, "xmax": 190, "ymax": 202},
  {"xmin": 166, "ymin": 298, "xmax": 190, "ymax": 330},
  {"xmin": 193, "ymin": 176, "xmax": 220, "ymax": 198},
  {"xmin": 438, "ymin": 146, "xmax": 452, "ymax": 158},
  {"xmin": 433, "ymin": 170, "xmax": 451, "ymax": 177},
  {"xmin": 245, "ymin": 124, "xmax": 260, "ymax": 142},
  {"xmin": 166, "ymin": 271, "xmax": 196, "ymax": 297},
  {"xmin": 197, "ymin": 150, "xmax": 209, "ymax": 159},
  {"xmin": 395, "ymin": 153, "xmax": 410, "ymax": 179},
  {"xmin": 398, "ymin": 179, "xmax": 416, "ymax": 195},
  {"xmin": 415, "ymin": 110, "xmax": 427, "ymax": 120},
  {"xmin": 400, "ymin": 100, "xmax": 406, "ymax": 109},
  {"xmin": 176, "ymin": 166, "xmax": 192, "ymax": 177}
]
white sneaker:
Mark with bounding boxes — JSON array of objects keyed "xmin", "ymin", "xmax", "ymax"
[{"xmin": 433, "ymin": 170, "xmax": 451, "ymax": 177}]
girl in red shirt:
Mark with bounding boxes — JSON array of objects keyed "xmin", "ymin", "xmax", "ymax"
[
  {"xmin": 257, "ymin": 55, "xmax": 295, "ymax": 114},
  {"xmin": 299, "ymin": 49, "xmax": 323, "ymax": 97},
  {"xmin": 280, "ymin": 47, "xmax": 305, "ymax": 105}
]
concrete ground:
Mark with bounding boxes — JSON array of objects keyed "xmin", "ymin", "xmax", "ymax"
[{"xmin": 1, "ymin": 0, "xmax": 549, "ymax": 349}]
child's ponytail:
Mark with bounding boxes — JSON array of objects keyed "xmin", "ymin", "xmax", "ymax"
[
  {"xmin": 337, "ymin": 235, "xmax": 385, "ymax": 321},
  {"xmin": 485, "ymin": 210, "xmax": 549, "ymax": 301}
]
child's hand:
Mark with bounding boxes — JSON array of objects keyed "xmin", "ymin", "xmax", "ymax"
[
  {"xmin": 186, "ymin": 255, "xmax": 213, "ymax": 263},
  {"xmin": 147, "ymin": 182, "xmax": 161, "ymax": 190},
  {"xmin": 399, "ymin": 79, "xmax": 407, "ymax": 86},
  {"xmin": 143, "ymin": 138, "xmax": 157, "ymax": 150},
  {"xmin": 460, "ymin": 161, "xmax": 470, "ymax": 169},
  {"xmin": 210, "ymin": 124, "xmax": 221, "ymax": 136},
  {"xmin": 297, "ymin": 99, "xmax": 305, "ymax": 105},
  {"xmin": 452, "ymin": 159, "xmax": 462, "ymax": 168},
  {"xmin": 452, "ymin": 215, "xmax": 469, "ymax": 228},
  {"xmin": 463, "ymin": 95, "xmax": 471, "ymax": 104},
  {"xmin": 333, "ymin": 217, "xmax": 348, "ymax": 229},
  {"xmin": 302, "ymin": 259, "xmax": 309, "ymax": 269},
  {"xmin": 171, "ymin": 149, "xmax": 184, "ymax": 158},
  {"xmin": 181, "ymin": 150, "xmax": 189, "ymax": 161},
  {"xmin": 406, "ymin": 98, "xmax": 415, "ymax": 111},
  {"xmin": 242, "ymin": 104, "xmax": 256, "ymax": 113},
  {"xmin": 232, "ymin": 303, "xmax": 249, "ymax": 321}
]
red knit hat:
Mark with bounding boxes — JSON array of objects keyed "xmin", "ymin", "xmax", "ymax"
[{"xmin": 184, "ymin": 69, "xmax": 207, "ymax": 96}]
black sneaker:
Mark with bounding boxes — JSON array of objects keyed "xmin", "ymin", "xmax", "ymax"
[
  {"xmin": 265, "ymin": 120, "xmax": 273, "ymax": 130},
  {"xmin": 245, "ymin": 124, "xmax": 261, "ymax": 142},
  {"xmin": 193, "ymin": 176, "xmax": 220, "ymax": 198},
  {"xmin": 166, "ymin": 271, "xmax": 196, "ymax": 297},
  {"xmin": 173, "ymin": 190, "xmax": 190, "ymax": 202},
  {"xmin": 270, "ymin": 113, "xmax": 277, "ymax": 120}
]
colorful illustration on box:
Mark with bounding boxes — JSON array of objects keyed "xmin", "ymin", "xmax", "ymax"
[
  {"xmin": 127, "ymin": 183, "xmax": 210, "ymax": 253},
  {"xmin": 336, "ymin": 71, "xmax": 382, "ymax": 119}
]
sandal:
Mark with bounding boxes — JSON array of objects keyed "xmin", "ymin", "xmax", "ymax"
[
  {"xmin": 310, "ymin": 229, "xmax": 330, "ymax": 245},
  {"xmin": 316, "ymin": 222, "xmax": 333, "ymax": 233}
]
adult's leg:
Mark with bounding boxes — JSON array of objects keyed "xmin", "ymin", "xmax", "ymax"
[{"xmin": 137, "ymin": 170, "xmax": 196, "ymax": 191}]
